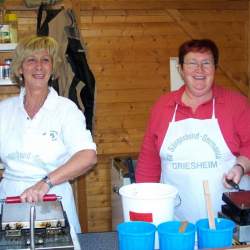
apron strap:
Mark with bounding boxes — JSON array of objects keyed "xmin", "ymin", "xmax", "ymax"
[
  {"xmin": 212, "ymin": 98, "xmax": 215, "ymax": 119},
  {"xmin": 171, "ymin": 104, "xmax": 178, "ymax": 122},
  {"xmin": 172, "ymin": 98, "xmax": 216, "ymax": 122}
]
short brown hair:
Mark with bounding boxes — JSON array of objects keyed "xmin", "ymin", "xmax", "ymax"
[{"xmin": 178, "ymin": 39, "xmax": 219, "ymax": 68}]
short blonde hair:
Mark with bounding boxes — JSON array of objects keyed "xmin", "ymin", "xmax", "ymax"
[{"xmin": 11, "ymin": 35, "xmax": 62, "ymax": 86}]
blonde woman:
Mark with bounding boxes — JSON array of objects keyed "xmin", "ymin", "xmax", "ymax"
[{"xmin": 0, "ymin": 35, "xmax": 97, "ymax": 233}]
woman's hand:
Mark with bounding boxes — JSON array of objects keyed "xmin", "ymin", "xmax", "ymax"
[
  {"xmin": 20, "ymin": 181, "xmax": 50, "ymax": 203},
  {"xmin": 223, "ymin": 164, "xmax": 244, "ymax": 189}
]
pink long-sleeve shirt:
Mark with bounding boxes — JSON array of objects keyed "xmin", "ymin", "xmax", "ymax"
[{"xmin": 136, "ymin": 84, "xmax": 250, "ymax": 182}]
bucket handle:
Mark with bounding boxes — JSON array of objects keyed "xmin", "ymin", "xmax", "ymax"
[{"xmin": 175, "ymin": 194, "xmax": 181, "ymax": 208}]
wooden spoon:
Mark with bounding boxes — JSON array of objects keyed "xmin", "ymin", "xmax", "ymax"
[
  {"xmin": 203, "ymin": 180, "xmax": 216, "ymax": 229},
  {"xmin": 178, "ymin": 220, "xmax": 188, "ymax": 233}
]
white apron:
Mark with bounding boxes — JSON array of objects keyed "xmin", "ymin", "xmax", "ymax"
[
  {"xmin": 0, "ymin": 90, "xmax": 81, "ymax": 233},
  {"xmin": 160, "ymin": 99, "xmax": 250, "ymax": 223}
]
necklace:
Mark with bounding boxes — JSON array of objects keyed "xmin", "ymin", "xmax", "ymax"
[{"xmin": 24, "ymin": 90, "xmax": 49, "ymax": 119}]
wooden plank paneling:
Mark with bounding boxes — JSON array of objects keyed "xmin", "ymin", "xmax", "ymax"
[
  {"xmin": 180, "ymin": 10, "xmax": 248, "ymax": 22},
  {"xmin": 79, "ymin": 1, "xmax": 248, "ymax": 11},
  {"xmin": 0, "ymin": 86, "xmax": 19, "ymax": 100},
  {"xmin": 84, "ymin": 36, "xmax": 184, "ymax": 50},
  {"xmin": 95, "ymin": 102, "xmax": 153, "ymax": 116}
]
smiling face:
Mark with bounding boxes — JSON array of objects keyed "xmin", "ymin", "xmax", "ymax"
[
  {"xmin": 180, "ymin": 50, "xmax": 215, "ymax": 100},
  {"xmin": 19, "ymin": 50, "xmax": 53, "ymax": 91}
]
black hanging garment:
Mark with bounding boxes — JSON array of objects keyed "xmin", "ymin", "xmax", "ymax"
[{"xmin": 36, "ymin": 4, "xmax": 96, "ymax": 132}]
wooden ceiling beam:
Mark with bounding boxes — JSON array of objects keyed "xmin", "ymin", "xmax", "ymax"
[
  {"xmin": 1, "ymin": 1, "xmax": 248, "ymax": 12},
  {"xmin": 79, "ymin": 0, "xmax": 248, "ymax": 11}
]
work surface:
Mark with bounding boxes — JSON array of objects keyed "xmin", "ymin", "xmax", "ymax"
[
  {"xmin": 78, "ymin": 232, "xmax": 250, "ymax": 250},
  {"xmin": 0, "ymin": 231, "xmax": 248, "ymax": 250},
  {"xmin": 78, "ymin": 232, "xmax": 118, "ymax": 250}
]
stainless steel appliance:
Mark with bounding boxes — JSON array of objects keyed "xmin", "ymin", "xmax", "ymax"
[{"xmin": 0, "ymin": 194, "xmax": 74, "ymax": 249}]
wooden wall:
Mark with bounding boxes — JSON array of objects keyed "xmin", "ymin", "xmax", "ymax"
[
  {"xmin": 1, "ymin": 0, "xmax": 249, "ymax": 232},
  {"xmin": 81, "ymin": 0, "xmax": 250, "ymax": 232}
]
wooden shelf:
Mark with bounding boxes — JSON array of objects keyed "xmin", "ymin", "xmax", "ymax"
[
  {"xmin": 0, "ymin": 79, "xmax": 16, "ymax": 86},
  {"xmin": 0, "ymin": 84, "xmax": 19, "ymax": 94},
  {"xmin": 0, "ymin": 43, "xmax": 17, "ymax": 51}
]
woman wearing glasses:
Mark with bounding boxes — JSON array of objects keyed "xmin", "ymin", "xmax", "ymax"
[{"xmin": 135, "ymin": 39, "xmax": 250, "ymax": 223}]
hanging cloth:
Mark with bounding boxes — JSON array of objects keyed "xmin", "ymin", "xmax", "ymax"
[
  {"xmin": 37, "ymin": 4, "xmax": 96, "ymax": 132},
  {"xmin": 24, "ymin": 0, "xmax": 62, "ymax": 8}
]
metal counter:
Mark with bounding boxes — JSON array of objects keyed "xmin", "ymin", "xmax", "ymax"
[{"xmin": 78, "ymin": 232, "xmax": 118, "ymax": 250}]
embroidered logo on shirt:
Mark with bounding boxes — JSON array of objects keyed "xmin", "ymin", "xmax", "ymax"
[
  {"xmin": 42, "ymin": 130, "xmax": 58, "ymax": 141},
  {"xmin": 49, "ymin": 131, "xmax": 58, "ymax": 141}
]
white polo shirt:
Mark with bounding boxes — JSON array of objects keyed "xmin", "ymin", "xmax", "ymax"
[{"xmin": 0, "ymin": 87, "xmax": 96, "ymax": 182}]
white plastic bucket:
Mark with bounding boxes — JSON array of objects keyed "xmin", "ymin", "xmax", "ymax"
[{"xmin": 119, "ymin": 182, "xmax": 178, "ymax": 249}]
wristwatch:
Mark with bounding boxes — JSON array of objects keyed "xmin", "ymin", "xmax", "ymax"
[
  {"xmin": 41, "ymin": 175, "xmax": 53, "ymax": 189},
  {"xmin": 234, "ymin": 163, "xmax": 245, "ymax": 175}
]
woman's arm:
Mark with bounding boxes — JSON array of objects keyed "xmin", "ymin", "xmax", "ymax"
[
  {"xmin": 135, "ymin": 108, "xmax": 163, "ymax": 183},
  {"xmin": 20, "ymin": 149, "xmax": 97, "ymax": 202},
  {"xmin": 47, "ymin": 149, "xmax": 97, "ymax": 185}
]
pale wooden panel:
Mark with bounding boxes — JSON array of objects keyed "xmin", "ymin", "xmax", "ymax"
[
  {"xmin": 95, "ymin": 128, "xmax": 145, "ymax": 144},
  {"xmin": 0, "ymin": 86, "xmax": 19, "ymax": 95},
  {"xmin": 84, "ymin": 35, "xmax": 186, "ymax": 50},
  {"xmin": 96, "ymin": 140, "xmax": 144, "ymax": 154},
  {"xmin": 190, "ymin": 22, "xmax": 246, "ymax": 35},
  {"xmin": 87, "ymin": 193, "xmax": 110, "ymax": 207},
  {"xmin": 79, "ymin": 1, "xmax": 248, "ymax": 11},
  {"xmin": 80, "ymin": 22, "xmax": 184, "ymax": 37},
  {"xmin": 180, "ymin": 10, "xmax": 248, "ymax": 22},
  {"xmin": 81, "ymin": 10, "xmax": 173, "ymax": 24},
  {"xmin": 97, "ymin": 141, "xmax": 143, "ymax": 155},
  {"xmin": 94, "ymin": 114, "xmax": 148, "ymax": 129},
  {"xmin": 96, "ymin": 89, "xmax": 165, "ymax": 103},
  {"xmin": 86, "ymin": 168, "xmax": 111, "ymax": 183},
  {"xmin": 95, "ymin": 75, "xmax": 169, "ymax": 90},
  {"xmin": 88, "ymin": 207, "xmax": 111, "ymax": 220},
  {"xmin": 88, "ymin": 221, "xmax": 111, "ymax": 232},
  {"xmin": 15, "ymin": 10, "xmax": 37, "ymax": 18},
  {"xmin": 87, "ymin": 207, "xmax": 111, "ymax": 232},
  {"xmin": 85, "ymin": 168, "xmax": 111, "ymax": 231},
  {"xmin": 87, "ymin": 183, "xmax": 111, "ymax": 195},
  {"xmin": 216, "ymin": 72, "xmax": 248, "ymax": 85},
  {"xmin": 95, "ymin": 102, "xmax": 153, "ymax": 116},
  {"xmin": 191, "ymin": 27, "xmax": 246, "ymax": 48},
  {"xmin": 220, "ymin": 48, "xmax": 247, "ymax": 61},
  {"xmin": 91, "ymin": 62, "xmax": 170, "ymax": 76},
  {"xmin": 220, "ymin": 60, "xmax": 247, "ymax": 74},
  {"xmin": 0, "ymin": 51, "xmax": 13, "ymax": 60},
  {"xmin": 0, "ymin": 93, "xmax": 18, "ymax": 100},
  {"xmin": 87, "ymin": 48, "xmax": 174, "ymax": 64}
]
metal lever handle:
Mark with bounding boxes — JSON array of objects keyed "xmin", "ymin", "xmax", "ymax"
[
  {"xmin": 2, "ymin": 194, "xmax": 60, "ymax": 203},
  {"xmin": 30, "ymin": 205, "xmax": 36, "ymax": 250}
]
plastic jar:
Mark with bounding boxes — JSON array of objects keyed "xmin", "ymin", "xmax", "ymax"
[{"xmin": 4, "ymin": 13, "xmax": 18, "ymax": 43}]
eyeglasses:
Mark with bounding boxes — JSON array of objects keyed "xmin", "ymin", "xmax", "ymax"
[{"xmin": 183, "ymin": 61, "xmax": 215, "ymax": 71}]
